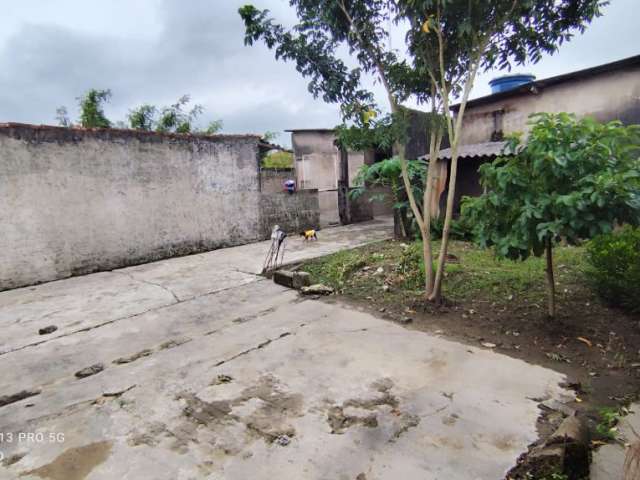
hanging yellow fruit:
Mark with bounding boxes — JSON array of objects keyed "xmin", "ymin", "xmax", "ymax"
[{"xmin": 422, "ymin": 20, "xmax": 430, "ymax": 33}]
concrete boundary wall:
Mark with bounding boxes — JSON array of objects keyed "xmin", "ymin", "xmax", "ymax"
[
  {"xmin": 0, "ymin": 124, "xmax": 319, "ymax": 291},
  {"xmin": 259, "ymin": 168, "xmax": 296, "ymax": 194}
]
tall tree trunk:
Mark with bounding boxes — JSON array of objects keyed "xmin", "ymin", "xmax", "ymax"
[
  {"xmin": 429, "ymin": 156, "xmax": 458, "ymax": 303},
  {"xmin": 545, "ymin": 238, "xmax": 556, "ymax": 318},
  {"xmin": 421, "ymin": 123, "xmax": 442, "ymax": 297}
]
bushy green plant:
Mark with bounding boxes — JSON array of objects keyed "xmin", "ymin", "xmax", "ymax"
[
  {"xmin": 262, "ymin": 151, "xmax": 293, "ymax": 169},
  {"xmin": 463, "ymin": 113, "xmax": 640, "ymax": 317},
  {"xmin": 586, "ymin": 226, "xmax": 640, "ymax": 312},
  {"xmin": 128, "ymin": 104, "xmax": 157, "ymax": 131},
  {"xmin": 78, "ymin": 89, "xmax": 112, "ymax": 128},
  {"xmin": 595, "ymin": 406, "xmax": 623, "ymax": 441},
  {"xmin": 429, "ymin": 216, "xmax": 473, "ymax": 241}
]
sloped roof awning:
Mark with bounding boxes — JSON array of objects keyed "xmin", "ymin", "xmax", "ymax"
[{"xmin": 423, "ymin": 141, "xmax": 509, "ymax": 160}]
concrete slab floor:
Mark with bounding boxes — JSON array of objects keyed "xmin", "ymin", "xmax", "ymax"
[
  {"xmin": 591, "ymin": 404, "xmax": 640, "ymax": 480},
  {"xmin": 0, "ymin": 217, "xmax": 575, "ymax": 480}
]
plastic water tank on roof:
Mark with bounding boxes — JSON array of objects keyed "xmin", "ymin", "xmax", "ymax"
[{"xmin": 488, "ymin": 74, "xmax": 536, "ymax": 94}]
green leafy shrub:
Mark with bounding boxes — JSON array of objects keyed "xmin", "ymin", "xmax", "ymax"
[
  {"xmin": 586, "ymin": 226, "xmax": 640, "ymax": 312},
  {"xmin": 462, "ymin": 113, "xmax": 640, "ymax": 317},
  {"xmin": 262, "ymin": 151, "xmax": 293, "ymax": 169},
  {"xmin": 429, "ymin": 216, "xmax": 473, "ymax": 241},
  {"xmin": 595, "ymin": 406, "xmax": 623, "ymax": 441}
]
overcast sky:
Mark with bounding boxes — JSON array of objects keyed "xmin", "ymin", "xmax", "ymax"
[{"xmin": 0, "ymin": 0, "xmax": 637, "ymax": 146}]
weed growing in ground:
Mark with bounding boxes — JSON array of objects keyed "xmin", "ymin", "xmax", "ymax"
[
  {"xmin": 303, "ymin": 239, "xmax": 586, "ymax": 308},
  {"xmin": 596, "ymin": 407, "xmax": 623, "ymax": 441}
]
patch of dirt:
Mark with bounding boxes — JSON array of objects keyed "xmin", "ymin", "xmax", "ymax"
[
  {"xmin": 170, "ymin": 374, "xmax": 303, "ymax": 451},
  {"xmin": 158, "ymin": 337, "xmax": 192, "ymax": 350},
  {"xmin": 19, "ymin": 441, "xmax": 112, "ymax": 480},
  {"xmin": 74, "ymin": 364, "xmax": 104, "ymax": 379},
  {"xmin": 327, "ymin": 405, "xmax": 378, "ymax": 434},
  {"xmin": 0, "ymin": 389, "xmax": 41, "ymax": 408},
  {"xmin": 326, "ymin": 378, "xmax": 419, "ymax": 437},
  {"xmin": 112, "ymin": 349, "xmax": 153, "ymax": 365}
]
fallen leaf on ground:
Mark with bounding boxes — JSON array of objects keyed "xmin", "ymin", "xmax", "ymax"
[{"xmin": 577, "ymin": 336, "xmax": 593, "ymax": 348}]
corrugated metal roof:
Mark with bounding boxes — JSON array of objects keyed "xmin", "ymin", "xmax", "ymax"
[{"xmin": 423, "ymin": 141, "xmax": 508, "ymax": 160}]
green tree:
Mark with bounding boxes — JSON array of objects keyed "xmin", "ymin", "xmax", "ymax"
[
  {"xmin": 262, "ymin": 131, "xmax": 280, "ymax": 143},
  {"xmin": 78, "ymin": 89, "xmax": 112, "ymax": 128},
  {"xmin": 239, "ymin": 0, "xmax": 604, "ymax": 302},
  {"xmin": 262, "ymin": 150, "xmax": 294, "ymax": 168},
  {"xmin": 462, "ymin": 113, "xmax": 640, "ymax": 317},
  {"xmin": 400, "ymin": 0, "xmax": 605, "ymax": 302},
  {"xmin": 55, "ymin": 106, "xmax": 71, "ymax": 127},
  {"xmin": 204, "ymin": 120, "xmax": 224, "ymax": 135},
  {"xmin": 128, "ymin": 104, "xmax": 157, "ymax": 131},
  {"xmin": 156, "ymin": 95, "xmax": 204, "ymax": 134}
]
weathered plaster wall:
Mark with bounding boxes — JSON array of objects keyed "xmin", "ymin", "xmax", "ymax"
[
  {"xmin": 260, "ymin": 190, "xmax": 320, "ymax": 236},
  {"xmin": 260, "ymin": 168, "xmax": 296, "ymax": 194},
  {"xmin": 0, "ymin": 124, "xmax": 317, "ymax": 291},
  {"xmin": 291, "ymin": 130, "xmax": 373, "ymax": 226},
  {"xmin": 459, "ymin": 66, "xmax": 640, "ymax": 145},
  {"xmin": 293, "ymin": 131, "xmax": 339, "ymax": 192}
]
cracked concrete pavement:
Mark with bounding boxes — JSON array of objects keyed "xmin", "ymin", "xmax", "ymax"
[{"xmin": 0, "ymin": 217, "xmax": 575, "ymax": 480}]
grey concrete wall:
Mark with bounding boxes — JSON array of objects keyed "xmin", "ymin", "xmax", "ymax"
[
  {"xmin": 0, "ymin": 123, "xmax": 319, "ymax": 291},
  {"xmin": 260, "ymin": 190, "xmax": 320, "ymax": 236},
  {"xmin": 368, "ymin": 185, "xmax": 395, "ymax": 217},
  {"xmin": 260, "ymin": 168, "xmax": 296, "ymax": 194},
  {"xmin": 459, "ymin": 66, "xmax": 640, "ymax": 145},
  {"xmin": 292, "ymin": 131, "xmax": 339, "ymax": 191},
  {"xmin": 291, "ymin": 131, "xmax": 377, "ymax": 226},
  {"xmin": 318, "ymin": 190, "xmax": 340, "ymax": 227}
]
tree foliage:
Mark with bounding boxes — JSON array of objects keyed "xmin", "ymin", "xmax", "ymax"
[
  {"xmin": 127, "ymin": 96, "xmax": 222, "ymax": 134},
  {"xmin": 350, "ymin": 157, "xmax": 426, "ymax": 207},
  {"xmin": 55, "ymin": 106, "xmax": 71, "ymax": 127},
  {"xmin": 156, "ymin": 95, "xmax": 203, "ymax": 134},
  {"xmin": 238, "ymin": 0, "xmax": 605, "ymax": 302},
  {"xmin": 586, "ymin": 226, "xmax": 640, "ymax": 312},
  {"xmin": 262, "ymin": 151, "xmax": 294, "ymax": 168},
  {"xmin": 128, "ymin": 104, "xmax": 157, "ymax": 131},
  {"xmin": 204, "ymin": 120, "xmax": 224, "ymax": 135},
  {"xmin": 78, "ymin": 89, "xmax": 112, "ymax": 128},
  {"xmin": 462, "ymin": 113, "xmax": 640, "ymax": 316}
]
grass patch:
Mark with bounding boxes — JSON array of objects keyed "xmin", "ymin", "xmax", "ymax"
[{"xmin": 301, "ymin": 239, "xmax": 586, "ymax": 308}]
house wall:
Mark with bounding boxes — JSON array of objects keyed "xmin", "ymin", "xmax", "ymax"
[
  {"xmin": 291, "ymin": 130, "xmax": 371, "ymax": 226},
  {"xmin": 459, "ymin": 66, "xmax": 640, "ymax": 145},
  {"xmin": 0, "ymin": 124, "xmax": 319, "ymax": 291}
]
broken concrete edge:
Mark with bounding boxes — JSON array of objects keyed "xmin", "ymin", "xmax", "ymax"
[
  {"xmin": 300, "ymin": 284, "xmax": 334, "ymax": 296},
  {"xmin": 263, "ymin": 237, "xmax": 391, "ymax": 277},
  {"xmin": 506, "ymin": 412, "xmax": 591, "ymax": 479},
  {"xmin": 272, "ymin": 270, "xmax": 311, "ymax": 290}
]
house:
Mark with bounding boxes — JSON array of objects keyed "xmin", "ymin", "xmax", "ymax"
[
  {"xmin": 432, "ymin": 54, "xmax": 640, "ymax": 215},
  {"xmin": 287, "ymin": 109, "xmax": 431, "ymax": 227}
]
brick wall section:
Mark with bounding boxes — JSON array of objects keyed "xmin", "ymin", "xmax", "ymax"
[
  {"xmin": 260, "ymin": 190, "xmax": 320, "ymax": 237},
  {"xmin": 0, "ymin": 123, "xmax": 319, "ymax": 291}
]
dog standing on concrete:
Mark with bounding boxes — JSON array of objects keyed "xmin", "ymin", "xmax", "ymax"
[{"xmin": 300, "ymin": 229, "xmax": 318, "ymax": 241}]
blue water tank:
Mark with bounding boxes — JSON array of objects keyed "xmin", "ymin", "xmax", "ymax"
[{"xmin": 489, "ymin": 74, "xmax": 536, "ymax": 94}]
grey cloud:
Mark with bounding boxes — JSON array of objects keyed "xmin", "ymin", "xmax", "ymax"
[
  {"xmin": 0, "ymin": 0, "xmax": 342, "ymax": 144},
  {"xmin": 0, "ymin": 0, "xmax": 636, "ymax": 144}
]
